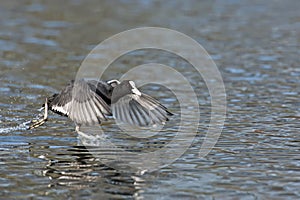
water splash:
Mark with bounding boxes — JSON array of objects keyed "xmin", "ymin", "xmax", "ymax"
[{"xmin": 0, "ymin": 121, "xmax": 31, "ymax": 133}]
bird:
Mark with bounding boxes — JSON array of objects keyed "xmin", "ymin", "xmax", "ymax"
[{"xmin": 29, "ymin": 79, "xmax": 173, "ymax": 130}]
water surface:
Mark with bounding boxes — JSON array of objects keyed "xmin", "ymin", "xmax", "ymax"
[{"xmin": 1, "ymin": 0, "xmax": 299, "ymax": 199}]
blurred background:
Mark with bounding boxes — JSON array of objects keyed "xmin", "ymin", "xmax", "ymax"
[{"xmin": 0, "ymin": 0, "xmax": 299, "ymax": 199}]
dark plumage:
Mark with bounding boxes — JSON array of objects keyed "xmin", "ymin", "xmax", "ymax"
[{"xmin": 42, "ymin": 79, "xmax": 173, "ymax": 128}]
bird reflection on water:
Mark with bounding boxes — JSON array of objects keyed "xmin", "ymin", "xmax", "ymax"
[{"xmin": 32, "ymin": 144, "xmax": 147, "ymax": 198}]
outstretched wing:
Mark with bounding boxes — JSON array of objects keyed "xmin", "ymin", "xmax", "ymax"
[
  {"xmin": 49, "ymin": 80, "xmax": 112, "ymax": 125},
  {"xmin": 112, "ymin": 93, "xmax": 173, "ymax": 127}
]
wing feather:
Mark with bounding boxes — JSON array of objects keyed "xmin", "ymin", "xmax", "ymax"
[
  {"xmin": 112, "ymin": 93, "xmax": 173, "ymax": 127},
  {"xmin": 48, "ymin": 79, "xmax": 112, "ymax": 125}
]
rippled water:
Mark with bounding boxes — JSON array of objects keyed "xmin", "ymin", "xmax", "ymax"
[{"xmin": 1, "ymin": 0, "xmax": 299, "ymax": 199}]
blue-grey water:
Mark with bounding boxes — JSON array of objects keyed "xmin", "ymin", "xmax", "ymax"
[{"xmin": 1, "ymin": 0, "xmax": 299, "ymax": 199}]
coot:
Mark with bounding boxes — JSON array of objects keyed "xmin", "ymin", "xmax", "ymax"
[{"xmin": 29, "ymin": 79, "xmax": 173, "ymax": 130}]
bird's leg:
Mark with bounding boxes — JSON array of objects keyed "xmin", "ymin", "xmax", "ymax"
[
  {"xmin": 75, "ymin": 125, "xmax": 80, "ymax": 133},
  {"xmin": 28, "ymin": 98, "xmax": 48, "ymax": 129}
]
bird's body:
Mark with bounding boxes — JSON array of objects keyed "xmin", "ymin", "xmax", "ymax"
[{"xmin": 31, "ymin": 79, "xmax": 172, "ymax": 129}]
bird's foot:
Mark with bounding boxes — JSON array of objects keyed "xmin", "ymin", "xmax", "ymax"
[{"xmin": 28, "ymin": 98, "xmax": 48, "ymax": 130}]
